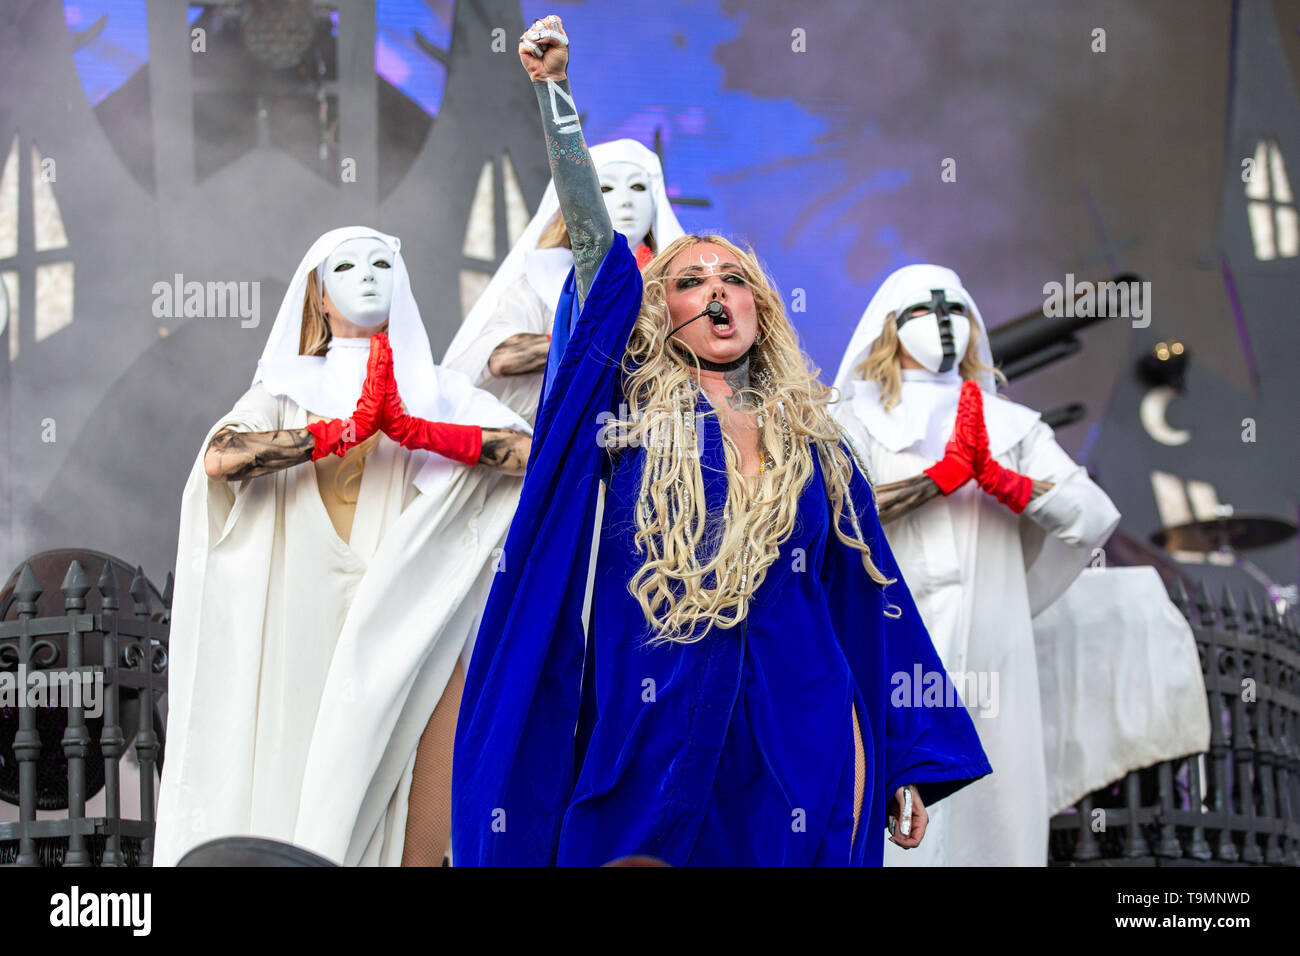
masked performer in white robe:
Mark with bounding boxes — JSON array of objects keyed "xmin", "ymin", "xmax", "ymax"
[
  {"xmin": 156, "ymin": 227, "xmax": 531, "ymax": 867},
  {"xmin": 441, "ymin": 139, "xmax": 685, "ymax": 424},
  {"xmin": 831, "ymin": 264, "xmax": 1120, "ymax": 866}
]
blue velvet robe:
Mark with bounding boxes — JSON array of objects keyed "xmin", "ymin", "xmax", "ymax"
[{"xmin": 452, "ymin": 235, "xmax": 991, "ymax": 866}]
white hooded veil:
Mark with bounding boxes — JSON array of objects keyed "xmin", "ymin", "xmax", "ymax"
[
  {"xmin": 831, "ymin": 263, "xmax": 1039, "ymax": 459},
  {"xmin": 156, "ymin": 227, "xmax": 530, "ymax": 866},
  {"xmin": 441, "ymin": 139, "xmax": 686, "ymax": 377},
  {"xmin": 252, "ymin": 225, "xmax": 527, "ymax": 496}
]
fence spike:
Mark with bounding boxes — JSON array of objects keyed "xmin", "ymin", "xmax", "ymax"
[
  {"xmin": 1220, "ymin": 584, "xmax": 1239, "ymax": 628},
  {"xmin": 129, "ymin": 565, "xmax": 150, "ymax": 615},
  {"xmin": 1194, "ymin": 579, "xmax": 1215, "ymax": 624},
  {"xmin": 1242, "ymin": 587, "xmax": 1261, "ymax": 624},
  {"xmin": 15, "ymin": 563, "xmax": 42, "ymax": 607},
  {"xmin": 97, "ymin": 560, "xmax": 118, "ymax": 608},
  {"xmin": 61, "ymin": 558, "xmax": 90, "ymax": 606},
  {"xmin": 1170, "ymin": 577, "xmax": 1191, "ymax": 614}
]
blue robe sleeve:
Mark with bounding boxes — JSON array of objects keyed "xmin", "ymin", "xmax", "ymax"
[
  {"xmin": 452, "ymin": 235, "xmax": 642, "ymax": 866},
  {"xmin": 822, "ymin": 445, "xmax": 992, "ymax": 831}
]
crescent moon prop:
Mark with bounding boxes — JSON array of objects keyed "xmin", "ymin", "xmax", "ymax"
[{"xmin": 1140, "ymin": 385, "xmax": 1192, "ymax": 446}]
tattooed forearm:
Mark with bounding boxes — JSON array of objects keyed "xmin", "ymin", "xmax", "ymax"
[
  {"xmin": 204, "ymin": 426, "xmax": 313, "ymax": 481},
  {"xmin": 477, "ymin": 428, "xmax": 532, "ymax": 476},
  {"xmin": 874, "ymin": 474, "xmax": 943, "ymax": 524},
  {"xmin": 531, "ymin": 77, "xmax": 612, "ymax": 302},
  {"xmin": 488, "ymin": 333, "xmax": 550, "ymax": 377}
]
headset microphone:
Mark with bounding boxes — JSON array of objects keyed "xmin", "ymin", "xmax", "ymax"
[{"xmin": 669, "ymin": 300, "xmax": 726, "ymax": 338}]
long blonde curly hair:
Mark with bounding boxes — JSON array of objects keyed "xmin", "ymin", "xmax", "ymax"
[{"xmin": 609, "ymin": 234, "xmax": 895, "ymax": 645}]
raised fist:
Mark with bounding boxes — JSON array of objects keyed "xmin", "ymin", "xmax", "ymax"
[{"xmin": 518, "ymin": 14, "xmax": 570, "ymax": 82}]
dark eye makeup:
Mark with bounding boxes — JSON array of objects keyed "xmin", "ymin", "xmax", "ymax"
[{"xmin": 674, "ymin": 272, "xmax": 746, "ymax": 291}]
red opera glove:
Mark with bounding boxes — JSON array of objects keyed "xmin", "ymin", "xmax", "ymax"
[
  {"xmin": 923, "ymin": 380, "xmax": 985, "ymax": 495},
  {"xmin": 378, "ymin": 362, "xmax": 483, "ymax": 466},
  {"xmin": 973, "ymin": 449, "xmax": 1033, "ymax": 514},
  {"xmin": 965, "ymin": 383, "xmax": 1033, "ymax": 514},
  {"xmin": 305, "ymin": 333, "xmax": 392, "ymax": 460},
  {"xmin": 635, "ymin": 244, "xmax": 654, "ymax": 271},
  {"xmin": 385, "ymin": 414, "xmax": 483, "ymax": 466}
]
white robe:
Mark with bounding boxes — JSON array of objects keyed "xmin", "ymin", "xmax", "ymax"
[
  {"xmin": 1033, "ymin": 566, "xmax": 1210, "ymax": 816},
  {"xmin": 834, "ymin": 380, "xmax": 1121, "ymax": 866},
  {"xmin": 444, "ymin": 266, "xmax": 560, "ymax": 426},
  {"xmin": 155, "ymin": 383, "xmax": 521, "ymax": 866}
]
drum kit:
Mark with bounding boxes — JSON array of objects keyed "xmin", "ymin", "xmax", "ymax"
[{"xmin": 1149, "ymin": 506, "xmax": 1298, "ymax": 614}]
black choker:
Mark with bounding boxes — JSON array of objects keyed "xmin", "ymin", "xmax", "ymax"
[{"xmin": 694, "ymin": 349, "xmax": 753, "ymax": 373}]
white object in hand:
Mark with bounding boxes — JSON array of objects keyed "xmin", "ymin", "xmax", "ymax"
[{"xmin": 900, "ymin": 786, "xmax": 913, "ymax": 836}]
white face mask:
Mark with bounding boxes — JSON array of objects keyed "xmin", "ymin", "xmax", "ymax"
[
  {"xmin": 598, "ymin": 160, "xmax": 654, "ymax": 248},
  {"xmin": 321, "ymin": 237, "xmax": 395, "ymax": 328},
  {"xmin": 895, "ymin": 291, "xmax": 972, "ymax": 374}
]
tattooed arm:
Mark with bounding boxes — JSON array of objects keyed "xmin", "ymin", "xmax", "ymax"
[
  {"xmin": 873, "ymin": 475, "xmax": 943, "ymax": 525},
  {"xmin": 874, "ymin": 474, "xmax": 1054, "ymax": 525},
  {"xmin": 477, "ymin": 428, "xmax": 531, "ymax": 476},
  {"xmin": 488, "ymin": 333, "xmax": 550, "ymax": 377},
  {"xmin": 204, "ymin": 427, "xmax": 313, "ymax": 481},
  {"xmin": 519, "ymin": 15, "xmax": 612, "ymax": 304}
]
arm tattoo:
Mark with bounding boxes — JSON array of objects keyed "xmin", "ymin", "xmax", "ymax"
[
  {"xmin": 488, "ymin": 333, "xmax": 550, "ymax": 377},
  {"xmin": 531, "ymin": 77, "xmax": 613, "ymax": 303},
  {"xmin": 206, "ymin": 426, "xmax": 313, "ymax": 481},
  {"xmin": 873, "ymin": 475, "xmax": 1053, "ymax": 523},
  {"xmin": 477, "ymin": 428, "xmax": 532, "ymax": 477},
  {"xmin": 874, "ymin": 474, "xmax": 942, "ymax": 525}
]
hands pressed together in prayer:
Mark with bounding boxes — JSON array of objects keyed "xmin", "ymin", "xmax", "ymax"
[
  {"xmin": 306, "ymin": 333, "xmax": 482, "ymax": 467},
  {"xmin": 923, "ymin": 381, "xmax": 1048, "ymax": 513}
]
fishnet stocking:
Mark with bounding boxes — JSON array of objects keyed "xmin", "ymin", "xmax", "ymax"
[
  {"xmin": 401, "ymin": 659, "xmax": 465, "ymax": 867},
  {"xmin": 851, "ymin": 705, "xmax": 865, "ymax": 851}
]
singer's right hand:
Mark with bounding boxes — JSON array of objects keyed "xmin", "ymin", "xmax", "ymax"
[
  {"xmin": 887, "ymin": 785, "xmax": 928, "ymax": 849},
  {"xmin": 519, "ymin": 14, "xmax": 569, "ymax": 82}
]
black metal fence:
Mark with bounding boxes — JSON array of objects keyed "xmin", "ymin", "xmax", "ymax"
[
  {"xmin": 0, "ymin": 551, "xmax": 170, "ymax": 867},
  {"xmin": 1050, "ymin": 579, "xmax": 1300, "ymax": 866},
  {"xmin": 3, "ymin": 548, "xmax": 1295, "ymax": 866}
]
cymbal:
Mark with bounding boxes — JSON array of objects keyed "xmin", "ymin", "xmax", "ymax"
[{"xmin": 1151, "ymin": 515, "xmax": 1297, "ymax": 553}]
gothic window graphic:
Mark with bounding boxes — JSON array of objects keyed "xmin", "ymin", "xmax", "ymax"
[
  {"xmin": 1245, "ymin": 137, "xmax": 1297, "ymax": 260},
  {"xmin": 459, "ymin": 153, "xmax": 530, "ymax": 318},
  {"xmin": 0, "ymin": 136, "xmax": 75, "ymax": 361},
  {"xmin": 0, "ymin": 137, "xmax": 15, "ymax": 361}
]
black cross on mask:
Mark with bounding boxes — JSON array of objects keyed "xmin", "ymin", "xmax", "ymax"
[{"xmin": 895, "ymin": 288, "xmax": 960, "ymax": 374}]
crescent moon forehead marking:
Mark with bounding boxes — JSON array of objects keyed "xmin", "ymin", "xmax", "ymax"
[{"xmin": 699, "ymin": 252, "xmax": 720, "ymax": 273}]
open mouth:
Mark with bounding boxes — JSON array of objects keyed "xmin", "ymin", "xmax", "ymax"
[{"xmin": 709, "ymin": 304, "xmax": 733, "ymax": 334}]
